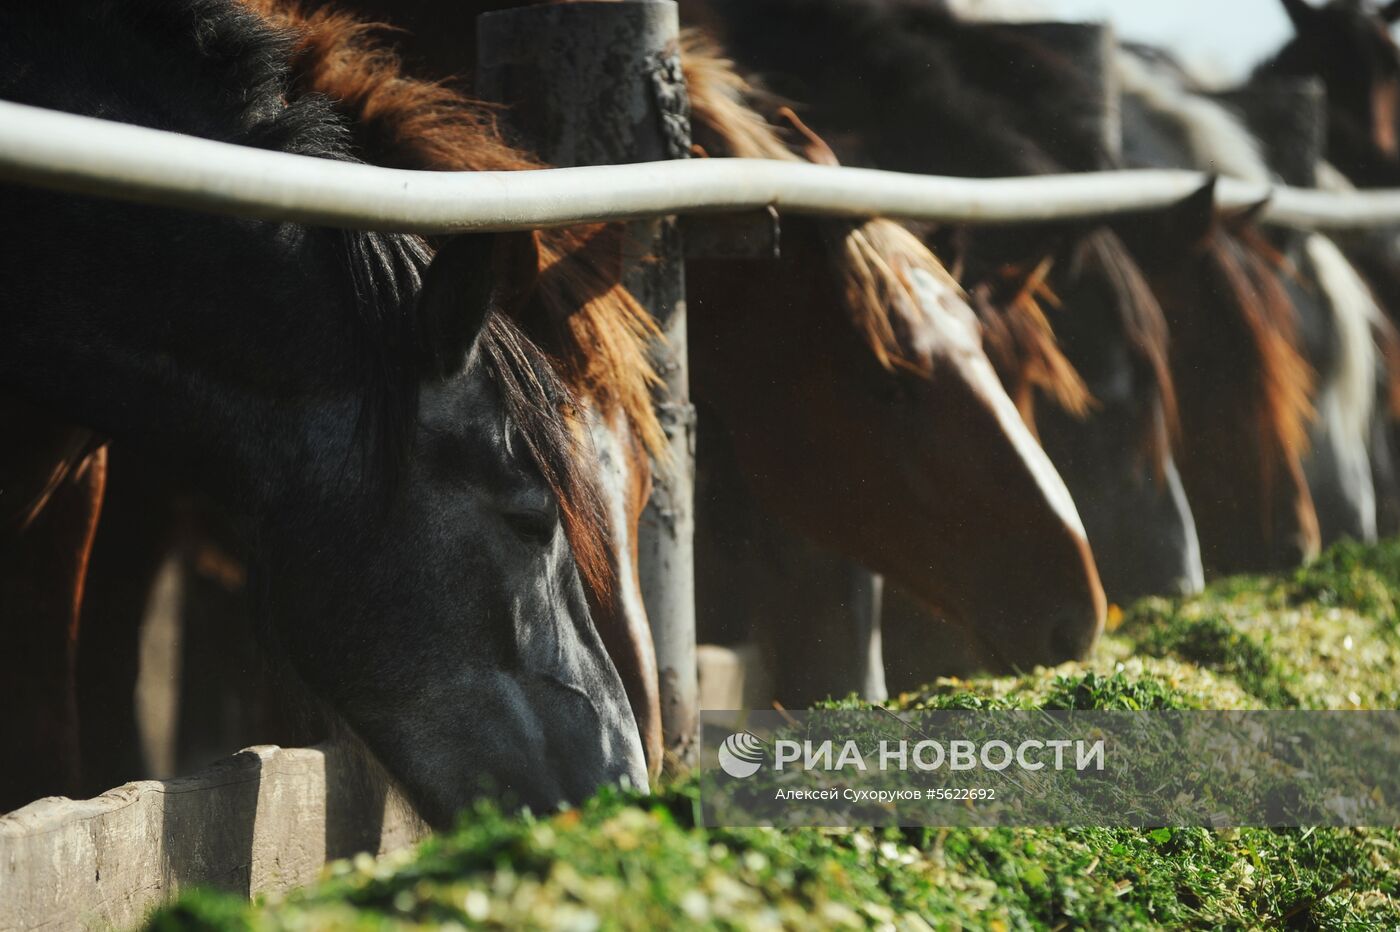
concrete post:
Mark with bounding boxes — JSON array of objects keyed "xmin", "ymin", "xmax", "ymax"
[{"xmin": 477, "ymin": 1, "xmax": 698, "ymax": 768}]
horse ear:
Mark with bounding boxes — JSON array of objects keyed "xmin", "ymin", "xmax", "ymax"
[
  {"xmin": 417, "ymin": 232, "xmax": 540, "ymax": 379},
  {"xmin": 1162, "ymin": 178, "xmax": 1220, "ymax": 248},
  {"xmin": 1280, "ymin": 0, "xmax": 1318, "ymax": 32}
]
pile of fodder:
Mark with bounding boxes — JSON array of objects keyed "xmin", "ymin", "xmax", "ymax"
[{"xmin": 147, "ymin": 541, "xmax": 1400, "ymax": 931}]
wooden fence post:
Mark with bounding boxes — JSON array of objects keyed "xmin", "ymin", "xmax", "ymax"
[{"xmin": 477, "ymin": 1, "xmax": 698, "ymax": 768}]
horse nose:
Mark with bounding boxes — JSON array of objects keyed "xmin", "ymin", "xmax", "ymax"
[
  {"xmin": 1276, "ymin": 532, "xmax": 1318, "ymax": 570},
  {"xmin": 1046, "ymin": 609, "xmax": 1102, "ymax": 664},
  {"xmin": 1167, "ymin": 571, "xmax": 1204, "ymax": 597},
  {"xmin": 1157, "ymin": 541, "xmax": 1205, "ymax": 597}
]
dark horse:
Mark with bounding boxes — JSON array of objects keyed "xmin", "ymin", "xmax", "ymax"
[
  {"xmin": 0, "ymin": 0, "xmax": 644, "ymax": 823},
  {"xmin": 1115, "ymin": 49, "xmax": 1332, "ymax": 570},
  {"xmin": 75, "ymin": 0, "xmax": 671, "ymax": 786},
  {"xmin": 1260, "ymin": 0, "xmax": 1400, "ymax": 188}
]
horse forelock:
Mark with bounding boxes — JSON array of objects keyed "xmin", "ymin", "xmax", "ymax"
[
  {"xmin": 1202, "ymin": 229, "xmax": 1316, "ymax": 470},
  {"xmin": 478, "ymin": 314, "xmax": 613, "ymax": 607},
  {"xmin": 532, "ymin": 227, "xmax": 666, "ymax": 463},
  {"xmin": 969, "ymin": 269, "xmax": 1092, "ymax": 420}
]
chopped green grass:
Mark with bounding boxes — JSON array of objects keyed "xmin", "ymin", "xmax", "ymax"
[{"xmin": 146, "ymin": 540, "xmax": 1400, "ymax": 931}]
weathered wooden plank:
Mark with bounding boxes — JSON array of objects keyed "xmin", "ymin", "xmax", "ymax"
[
  {"xmin": 697, "ymin": 643, "xmax": 773, "ymax": 711},
  {"xmin": 0, "ymin": 743, "xmax": 424, "ymax": 931}
]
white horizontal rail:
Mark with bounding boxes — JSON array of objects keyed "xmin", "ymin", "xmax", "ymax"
[{"xmin": 3, "ymin": 100, "xmax": 1400, "ymax": 232}]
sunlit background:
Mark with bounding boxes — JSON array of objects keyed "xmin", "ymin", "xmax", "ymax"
[{"xmin": 953, "ymin": 0, "xmax": 1299, "ymax": 84}]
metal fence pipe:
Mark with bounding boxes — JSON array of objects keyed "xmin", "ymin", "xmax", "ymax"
[{"xmin": 10, "ymin": 99, "xmax": 1400, "ymax": 232}]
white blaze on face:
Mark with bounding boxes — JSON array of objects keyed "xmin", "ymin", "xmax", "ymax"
[
  {"xmin": 906, "ymin": 266, "xmax": 1090, "ymax": 542},
  {"xmin": 584, "ymin": 403, "xmax": 646, "ymax": 623},
  {"xmin": 906, "ymin": 265, "xmax": 983, "ymax": 359}
]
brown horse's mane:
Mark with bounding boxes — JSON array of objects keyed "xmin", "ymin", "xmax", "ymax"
[
  {"xmin": 245, "ymin": 0, "xmax": 651, "ymax": 599},
  {"xmin": 682, "ymin": 30, "xmax": 1090, "ymax": 406},
  {"xmin": 1201, "ymin": 226, "xmax": 1315, "ymax": 469}
]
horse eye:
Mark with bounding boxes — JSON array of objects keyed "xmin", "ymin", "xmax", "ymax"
[{"xmin": 503, "ymin": 501, "xmax": 558, "ymax": 545}]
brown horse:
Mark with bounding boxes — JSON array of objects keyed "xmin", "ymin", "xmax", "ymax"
[
  {"xmin": 690, "ymin": 0, "xmax": 1205, "ymax": 605},
  {"xmin": 317, "ymin": 0, "xmax": 1103, "ymax": 668},
  {"xmin": 0, "ymin": 402, "xmax": 105, "ymax": 810},
  {"xmin": 1118, "ymin": 48, "xmax": 1398, "ymax": 566},
  {"xmin": 679, "ymin": 38, "xmax": 1104, "ymax": 679}
]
